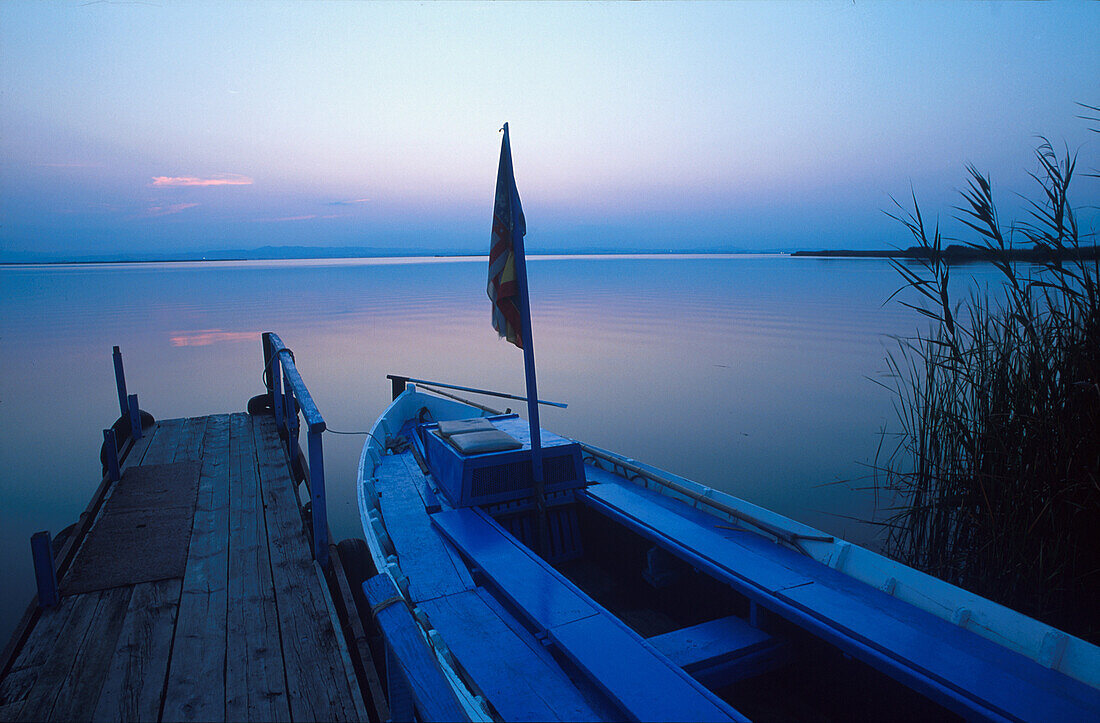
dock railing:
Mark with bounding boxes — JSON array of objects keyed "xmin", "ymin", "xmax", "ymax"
[{"xmin": 262, "ymin": 332, "xmax": 329, "ymax": 569}]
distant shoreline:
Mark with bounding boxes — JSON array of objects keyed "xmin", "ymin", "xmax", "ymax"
[
  {"xmin": 792, "ymin": 245, "xmax": 1100, "ymax": 262},
  {"xmin": 0, "ymin": 250, "xmax": 785, "ymax": 266}
]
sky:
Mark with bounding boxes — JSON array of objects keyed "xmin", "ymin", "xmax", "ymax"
[{"xmin": 1, "ymin": 1, "xmax": 1097, "ymax": 259}]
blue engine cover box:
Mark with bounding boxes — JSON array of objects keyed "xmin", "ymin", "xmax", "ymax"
[{"xmin": 422, "ymin": 415, "xmax": 586, "ymax": 508}]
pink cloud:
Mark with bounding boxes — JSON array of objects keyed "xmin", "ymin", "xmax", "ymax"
[
  {"xmin": 36, "ymin": 162, "xmax": 101, "ymax": 168},
  {"xmin": 170, "ymin": 329, "xmax": 261, "ymax": 347},
  {"xmin": 142, "ymin": 202, "xmax": 199, "ymax": 218},
  {"xmin": 261, "ymin": 214, "xmax": 317, "ymax": 222},
  {"xmin": 151, "ymin": 174, "xmax": 253, "ymax": 187}
]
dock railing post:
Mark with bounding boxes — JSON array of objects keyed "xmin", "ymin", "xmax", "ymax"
[
  {"xmin": 261, "ymin": 332, "xmax": 275, "ymax": 397},
  {"xmin": 103, "ymin": 429, "xmax": 121, "ymax": 482},
  {"xmin": 30, "ymin": 532, "xmax": 60, "ymax": 608},
  {"xmin": 112, "ymin": 346, "xmax": 128, "ymax": 421},
  {"xmin": 262, "ymin": 334, "xmax": 331, "ymax": 569},
  {"xmin": 272, "ymin": 356, "xmax": 284, "ymax": 434},
  {"xmin": 127, "ymin": 393, "xmax": 142, "ymax": 441},
  {"xmin": 308, "ymin": 427, "xmax": 329, "ymax": 568},
  {"xmin": 287, "ymin": 389, "xmax": 300, "ymax": 471}
]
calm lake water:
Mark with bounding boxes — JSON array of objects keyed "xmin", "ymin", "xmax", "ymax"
[{"xmin": 0, "ymin": 254, "xmax": 1004, "ymax": 643}]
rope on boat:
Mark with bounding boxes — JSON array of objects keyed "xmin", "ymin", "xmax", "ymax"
[{"xmin": 370, "ymin": 593, "xmax": 406, "ymax": 617}]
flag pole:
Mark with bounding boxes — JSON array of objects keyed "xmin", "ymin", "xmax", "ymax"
[{"xmin": 496, "ymin": 123, "xmax": 549, "ymax": 555}]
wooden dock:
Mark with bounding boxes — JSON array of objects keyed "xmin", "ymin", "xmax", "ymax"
[{"xmin": 0, "ymin": 338, "xmax": 385, "ymax": 723}]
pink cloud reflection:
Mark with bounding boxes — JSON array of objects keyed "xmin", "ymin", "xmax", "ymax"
[
  {"xmin": 170, "ymin": 329, "xmax": 261, "ymax": 347},
  {"xmin": 151, "ymin": 174, "xmax": 253, "ymax": 187}
]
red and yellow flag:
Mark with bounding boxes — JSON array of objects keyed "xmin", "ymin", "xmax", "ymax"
[{"xmin": 487, "ymin": 123, "xmax": 527, "ymax": 348}]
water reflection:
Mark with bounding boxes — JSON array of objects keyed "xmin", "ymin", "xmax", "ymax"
[{"xmin": 0, "ymin": 255, "xmax": 1004, "ymax": 642}]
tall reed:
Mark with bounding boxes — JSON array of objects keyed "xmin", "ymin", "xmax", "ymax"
[{"xmin": 876, "ymin": 135, "xmax": 1099, "ymax": 641}]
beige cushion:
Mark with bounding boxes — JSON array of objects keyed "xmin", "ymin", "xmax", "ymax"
[
  {"xmin": 443, "ymin": 429, "xmax": 523, "ymax": 455},
  {"xmin": 437, "ymin": 417, "xmax": 496, "ymax": 437}
]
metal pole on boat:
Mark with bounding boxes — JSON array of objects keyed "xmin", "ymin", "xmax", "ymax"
[
  {"xmin": 493, "ymin": 122, "xmax": 550, "ymax": 556},
  {"xmin": 506, "ymin": 169, "xmax": 550, "ymax": 556}
]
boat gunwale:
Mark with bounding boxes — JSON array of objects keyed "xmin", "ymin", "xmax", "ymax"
[{"xmin": 358, "ymin": 385, "xmax": 1100, "ymax": 708}]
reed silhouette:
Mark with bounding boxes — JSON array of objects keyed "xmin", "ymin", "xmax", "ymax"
[{"xmin": 875, "ymin": 115, "xmax": 1100, "ymax": 642}]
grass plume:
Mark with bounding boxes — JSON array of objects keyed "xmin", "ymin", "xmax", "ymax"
[{"xmin": 875, "ymin": 132, "xmax": 1100, "ymax": 641}]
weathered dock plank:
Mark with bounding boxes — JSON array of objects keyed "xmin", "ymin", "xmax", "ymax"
[
  {"xmin": 161, "ymin": 414, "xmax": 231, "ymax": 723},
  {"xmin": 0, "ymin": 589, "xmax": 84, "ymax": 712},
  {"xmin": 252, "ymin": 415, "xmax": 363, "ymax": 722},
  {"xmin": 174, "ymin": 416, "xmax": 208, "ymax": 464},
  {"xmin": 17, "ymin": 587, "xmax": 132, "ymax": 722},
  {"xmin": 47, "ymin": 586, "xmax": 135, "ymax": 722},
  {"xmin": 226, "ymin": 413, "xmax": 289, "ymax": 722},
  {"xmin": 4, "ymin": 371, "xmax": 371, "ymax": 723},
  {"xmin": 91, "ymin": 578, "xmax": 182, "ymax": 723},
  {"xmin": 0, "ymin": 421, "xmax": 161, "ymax": 698},
  {"xmin": 140, "ymin": 418, "xmax": 186, "ymax": 466}
]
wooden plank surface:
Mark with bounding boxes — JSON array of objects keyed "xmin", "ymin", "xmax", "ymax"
[
  {"xmin": 431, "ymin": 508, "xmax": 595, "ymax": 630},
  {"xmin": 646, "ymin": 615, "xmax": 773, "ymax": 670},
  {"xmin": 420, "ymin": 589, "xmax": 604, "ymax": 722},
  {"xmin": 140, "ymin": 418, "xmax": 186, "ymax": 466},
  {"xmin": 549, "ymin": 615, "xmax": 743, "ymax": 723},
  {"xmin": 375, "ymin": 455, "xmax": 474, "ymax": 602},
  {"xmin": 47, "ymin": 585, "xmax": 134, "ymax": 721},
  {"xmin": 161, "ymin": 414, "xmax": 231, "ymax": 723},
  {"xmin": 226, "ymin": 413, "xmax": 289, "ymax": 722},
  {"xmin": 252, "ymin": 415, "xmax": 361, "ymax": 722},
  {"xmin": 327, "ymin": 544, "xmax": 389, "ymax": 723},
  {"xmin": 589, "ymin": 479, "xmax": 1100, "ymax": 721},
  {"xmin": 0, "ymin": 589, "xmax": 84, "ymax": 709},
  {"xmin": 363, "ymin": 575, "xmax": 470, "ymax": 723},
  {"xmin": 91, "ymin": 578, "xmax": 181, "ymax": 722},
  {"xmin": 174, "ymin": 416, "xmax": 208, "ymax": 463},
  {"xmin": 4, "ymin": 408, "xmax": 369, "ymax": 723},
  {"xmin": 0, "ymin": 421, "xmax": 162, "ymax": 691},
  {"xmin": 583, "ymin": 483, "xmax": 812, "ymax": 593},
  {"xmin": 13, "ymin": 591, "xmax": 108, "ymax": 720},
  {"xmin": 14, "ymin": 587, "xmax": 133, "ymax": 722}
]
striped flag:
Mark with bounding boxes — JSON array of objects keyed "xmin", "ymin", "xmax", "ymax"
[{"xmin": 487, "ymin": 123, "xmax": 527, "ymax": 348}]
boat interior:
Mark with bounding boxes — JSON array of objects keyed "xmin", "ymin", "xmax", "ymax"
[{"xmin": 359, "ymin": 404, "xmax": 1100, "ymax": 722}]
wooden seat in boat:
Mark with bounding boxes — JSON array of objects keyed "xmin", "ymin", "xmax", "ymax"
[
  {"xmin": 431, "ymin": 506, "xmax": 749, "ymax": 723},
  {"xmin": 581, "ymin": 479, "xmax": 1100, "ymax": 722},
  {"xmin": 646, "ymin": 614, "xmax": 790, "ymax": 687}
]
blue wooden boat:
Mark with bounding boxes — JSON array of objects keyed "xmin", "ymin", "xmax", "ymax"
[{"xmin": 356, "ymin": 380, "xmax": 1100, "ymax": 722}]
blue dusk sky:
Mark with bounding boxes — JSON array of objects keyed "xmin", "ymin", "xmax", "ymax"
[{"xmin": 1, "ymin": 1, "xmax": 1097, "ymax": 259}]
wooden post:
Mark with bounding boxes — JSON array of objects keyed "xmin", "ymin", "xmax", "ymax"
[
  {"xmin": 390, "ymin": 375, "xmax": 408, "ymax": 401},
  {"xmin": 286, "ymin": 390, "xmax": 299, "ymax": 469},
  {"xmin": 31, "ymin": 531, "xmax": 59, "ymax": 608},
  {"xmin": 308, "ymin": 428, "xmax": 329, "ymax": 569},
  {"xmin": 272, "ymin": 356, "xmax": 284, "ymax": 434},
  {"xmin": 112, "ymin": 346, "xmax": 128, "ymax": 420},
  {"xmin": 261, "ymin": 332, "xmax": 276, "ymax": 396},
  {"xmin": 128, "ymin": 393, "xmax": 142, "ymax": 441},
  {"xmin": 103, "ymin": 429, "xmax": 121, "ymax": 482}
]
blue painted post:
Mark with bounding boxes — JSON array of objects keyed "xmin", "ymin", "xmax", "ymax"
[
  {"xmin": 261, "ymin": 333, "xmax": 276, "ymax": 396},
  {"xmin": 272, "ymin": 357, "xmax": 284, "ymax": 433},
  {"xmin": 128, "ymin": 393, "xmax": 142, "ymax": 441},
  {"xmin": 30, "ymin": 532, "xmax": 59, "ymax": 608},
  {"xmin": 112, "ymin": 346, "xmax": 128, "ymax": 419},
  {"xmin": 103, "ymin": 429, "xmax": 121, "ymax": 482},
  {"xmin": 287, "ymin": 392, "xmax": 299, "ymax": 469},
  {"xmin": 308, "ymin": 428, "xmax": 329, "ymax": 568}
]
